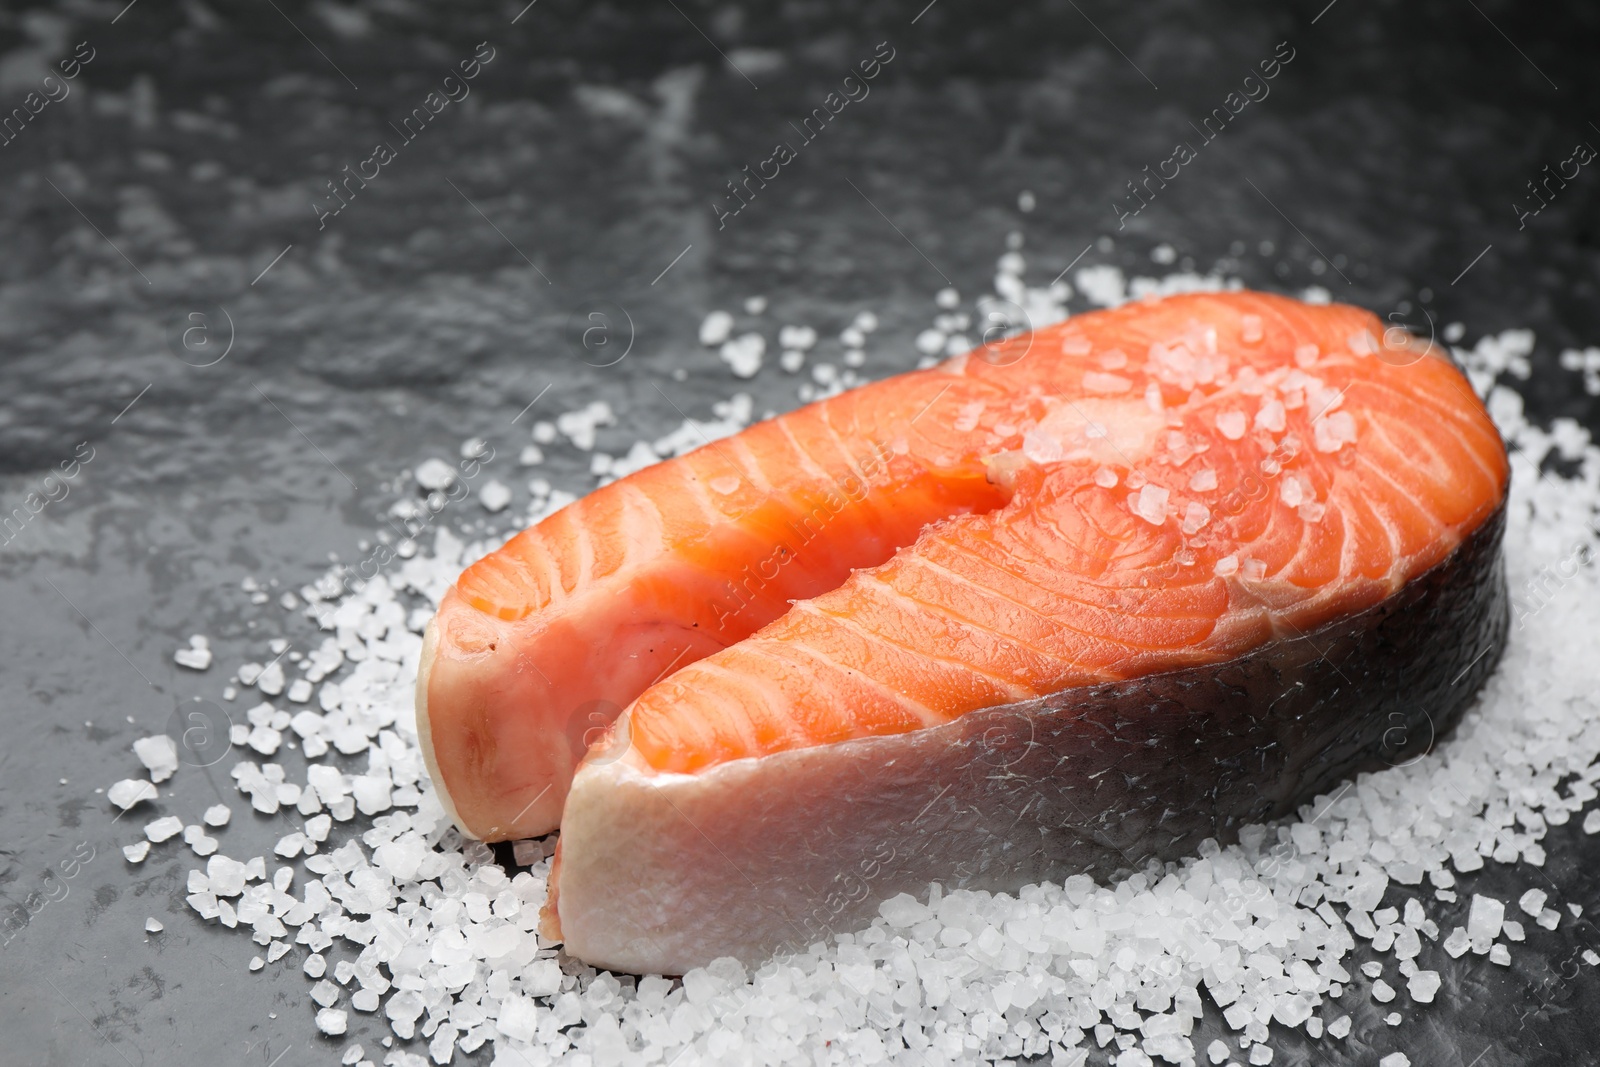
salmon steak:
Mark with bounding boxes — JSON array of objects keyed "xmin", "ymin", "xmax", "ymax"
[{"xmin": 416, "ymin": 290, "xmax": 1509, "ymax": 974}]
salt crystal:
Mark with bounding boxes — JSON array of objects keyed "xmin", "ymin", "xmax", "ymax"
[
  {"xmin": 1538, "ymin": 908, "xmax": 1561, "ymax": 930},
  {"xmin": 1443, "ymin": 927, "xmax": 1470, "ymax": 957},
  {"xmin": 109, "ymin": 779, "xmax": 158, "ymax": 810},
  {"xmin": 1189, "ymin": 468, "xmax": 1218, "ymax": 491},
  {"xmin": 495, "ymin": 995, "xmax": 538, "ymax": 1043},
  {"xmin": 1467, "ymin": 894, "xmax": 1505, "ymax": 941},
  {"xmin": 1216, "ymin": 411, "xmax": 1247, "ymax": 440},
  {"xmin": 1094, "ymin": 467, "xmax": 1119, "ymax": 488},
  {"xmin": 1503, "ymin": 920, "xmax": 1525, "ymax": 942},
  {"xmin": 699, "ymin": 310, "xmax": 734, "ymax": 346},
  {"xmin": 351, "ymin": 776, "xmax": 392, "ymax": 815},
  {"xmin": 1584, "ymin": 809, "xmax": 1600, "ymax": 834},
  {"xmin": 316, "ymin": 1008, "xmax": 348, "ymax": 1036},
  {"xmin": 1378, "ymin": 1054, "xmax": 1409, "ymax": 1067},
  {"xmin": 719, "ymin": 333, "xmax": 765, "ymax": 378},
  {"xmin": 122, "ymin": 842, "xmax": 150, "ymax": 863},
  {"xmin": 145, "ymin": 917, "xmax": 163, "ymax": 933},
  {"xmin": 1206, "ymin": 1039, "xmax": 1229, "ymax": 1064},
  {"xmin": 1131, "ymin": 484, "xmax": 1170, "ymax": 525},
  {"xmin": 287, "ymin": 679, "xmax": 313, "ymax": 704},
  {"xmin": 248, "ymin": 956, "xmax": 263, "ymax": 971},
  {"xmin": 1372, "ymin": 979, "xmax": 1395, "ymax": 1002},
  {"xmin": 1407, "ymin": 970, "xmax": 1440, "ymax": 1003},
  {"xmin": 258, "ymin": 663, "xmax": 288, "ymax": 698},
  {"xmin": 1254, "ymin": 398, "xmax": 1286, "ymax": 434},
  {"xmin": 1327, "ymin": 1015, "xmax": 1352, "ymax": 1039},
  {"xmin": 415, "ymin": 459, "xmax": 456, "ymax": 491},
  {"xmin": 175, "ymin": 643, "xmax": 213, "ymax": 671},
  {"xmin": 145, "ymin": 816, "xmax": 183, "ymax": 843},
  {"xmin": 1214, "ymin": 555, "xmax": 1240, "ymax": 578},
  {"xmin": 206, "ymin": 856, "xmax": 248, "ymax": 897},
  {"xmin": 479, "ymin": 480, "xmax": 511, "ymax": 512}
]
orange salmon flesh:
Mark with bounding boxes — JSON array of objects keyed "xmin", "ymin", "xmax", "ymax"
[{"xmin": 417, "ymin": 290, "xmax": 1508, "ymax": 852}]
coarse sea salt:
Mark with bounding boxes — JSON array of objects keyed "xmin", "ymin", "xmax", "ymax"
[{"xmin": 105, "ymin": 255, "xmax": 1600, "ymax": 1067}]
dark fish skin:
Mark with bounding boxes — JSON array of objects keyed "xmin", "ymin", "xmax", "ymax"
[{"xmin": 565, "ymin": 499, "xmax": 1508, "ymax": 970}]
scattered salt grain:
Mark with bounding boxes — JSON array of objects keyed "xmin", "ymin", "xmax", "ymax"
[
  {"xmin": 174, "ymin": 634, "xmax": 213, "ymax": 670},
  {"xmin": 1378, "ymin": 1054, "xmax": 1410, "ymax": 1067},
  {"xmin": 122, "ymin": 842, "xmax": 150, "ymax": 863},
  {"xmin": 719, "ymin": 333, "xmax": 765, "ymax": 378},
  {"xmin": 316, "ymin": 1008, "xmax": 348, "ymax": 1036},
  {"xmin": 1490, "ymin": 944, "xmax": 1512, "ymax": 966},
  {"xmin": 1216, "ymin": 410, "xmax": 1247, "ymax": 440},
  {"xmin": 108, "ymin": 779, "xmax": 158, "ymax": 810},
  {"xmin": 145, "ymin": 917, "xmax": 163, "ymax": 934},
  {"xmin": 699, "ymin": 310, "xmax": 734, "ymax": 346},
  {"xmin": 203, "ymin": 804, "xmax": 231, "ymax": 827},
  {"xmin": 1131, "ymin": 484, "xmax": 1169, "ymax": 525},
  {"xmin": 144, "ymin": 816, "xmax": 183, "ymax": 843},
  {"xmin": 478, "ymin": 480, "xmax": 511, "ymax": 513},
  {"xmin": 133, "ymin": 735, "xmax": 179, "ymax": 783},
  {"xmin": 1468, "ymin": 894, "xmax": 1505, "ymax": 941},
  {"xmin": 413, "ymin": 458, "xmax": 456, "ymax": 492}
]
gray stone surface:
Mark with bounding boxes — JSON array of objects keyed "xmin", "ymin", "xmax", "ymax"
[{"xmin": 0, "ymin": 1, "xmax": 1597, "ymax": 1064}]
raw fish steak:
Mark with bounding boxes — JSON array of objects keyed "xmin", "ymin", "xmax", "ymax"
[{"xmin": 418, "ymin": 292, "xmax": 1508, "ymax": 972}]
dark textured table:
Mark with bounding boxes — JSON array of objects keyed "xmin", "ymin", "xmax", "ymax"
[{"xmin": 1, "ymin": 2, "xmax": 1597, "ymax": 1064}]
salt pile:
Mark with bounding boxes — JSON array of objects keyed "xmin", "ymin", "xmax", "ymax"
[{"xmin": 109, "ymin": 234, "xmax": 1600, "ymax": 1066}]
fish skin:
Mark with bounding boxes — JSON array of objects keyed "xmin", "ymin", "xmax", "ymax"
[{"xmin": 548, "ymin": 501, "xmax": 1508, "ymax": 974}]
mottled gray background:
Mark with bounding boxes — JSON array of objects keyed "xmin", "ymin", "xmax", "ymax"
[{"xmin": 1, "ymin": 1, "xmax": 1598, "ymax": 1065}]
